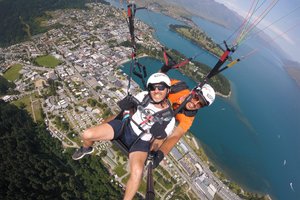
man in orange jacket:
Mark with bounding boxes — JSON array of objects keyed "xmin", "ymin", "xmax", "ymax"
[{"xmin": 151, "ymin": 67, "xmax": 216, "ymax": 168}]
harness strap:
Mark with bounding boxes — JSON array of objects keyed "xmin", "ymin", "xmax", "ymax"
[
  {"xmin": 178, "ymin": 108, "xmax": 198, "ymax": 117},
  {"xmin": 170, "ymin": 81, "xmax": 189, "ymax": 94},
  {"xmin": 133, "ymin": 62, "xmax": 147, "ymax": 89},
  {"xmin": 139, "ymin": 94, "xmax": 174, "ymax": 124},
  {"xmin": 114, "ymin": 93, "xmax": 174, "ymax": 153}
]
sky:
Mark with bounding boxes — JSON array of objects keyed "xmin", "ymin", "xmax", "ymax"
[{"xmin": 214, "ymin": 0, "xmax": 300, "ymax": 63}]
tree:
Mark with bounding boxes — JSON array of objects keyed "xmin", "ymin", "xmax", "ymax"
[
  {"xmin": 87, "ymin": 98, "xmax": 98, "ymax": 107},
  {"xmin": 0, "ymin": 100, "xmax": 123, "ymax": 199},
  {"xmin": 100, "ymin": 150, "xmax": 108, "ymax": 157},
  {"xmin": 95, "ymin": 85, "xmax": 101, "ymax": 91},
  {"xmin": 0, "ymin": 75, "xmax": 15, "ymax": 95},
  {"xmin": 19, "ymin": 102, "xmax": 26, "ymax": 110}
]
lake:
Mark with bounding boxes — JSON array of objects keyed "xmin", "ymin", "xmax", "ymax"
[{"xmin": 108, "ymin": 1, "xmax": 300, "ymax": 199}]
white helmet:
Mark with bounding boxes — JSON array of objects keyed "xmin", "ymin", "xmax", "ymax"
[
  {"xmin": 147, "ymin": 73, "xmax": 171, "ymax": 87},
  {"xmin": 197, "ymin": 84, "xmax": 215, "ymax": 106}
]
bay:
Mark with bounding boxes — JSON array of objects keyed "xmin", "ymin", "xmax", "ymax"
[{"xmin": 108, "ymin": 1, "xmax": 300, "ymax": 199}]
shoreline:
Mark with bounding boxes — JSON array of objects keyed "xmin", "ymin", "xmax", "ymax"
[
  {"xmin": 216, "ymin": 90, "xmax": 231, "ymax": 98},
  {"xmin": 187, "ymin": 132, "xmax": 272, "ymax": 200}
]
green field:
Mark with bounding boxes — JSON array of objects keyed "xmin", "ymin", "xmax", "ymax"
[
  {"xmin": 12, "ymin": 95, "xmax": 31, "ymax": 109},
  {"xmin": 35, "ymin": 55, "xmax": 62, "ymax": 68},
  {"xmin": 32, "ymin": 99, "xmax": 43, "ymax": 122},
  {"xmin": 12, "ymin": 94, "xmax": 43, "ymax": 122},
  {"xmin": 3, "ymin": 64, "xmax": 22, "ymax": 81},
  {"xmin": 114, "ymin": 164, "xmax": 127, "ymax": 177},
  {"xmin": 121, "ymin": 174, "xmax": 147, "ymax": 194}
]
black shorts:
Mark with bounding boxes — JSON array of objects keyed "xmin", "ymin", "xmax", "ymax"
[{"xmin": 108, "ymin": 119, "xmax": 150, "ymax": 153}]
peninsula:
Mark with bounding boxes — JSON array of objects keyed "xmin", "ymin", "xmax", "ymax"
[{"xmin": 169, "ymin": 24, "xmax": 224, "ymax": 58}]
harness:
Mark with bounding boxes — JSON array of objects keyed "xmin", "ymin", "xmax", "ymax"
[
  {"xmin": 170, "ymin": 81, "xmax": 189, "ymax": 94},
  {"xmin": 179, "ymin": 108, "xmax": 198, "ymax": 117},
  {"xmin": 113, "ymin": 93, "xmax": 174, "ymax": 154},
  {"xmin": 139, "ymin": 94, "xmax": 174, "ymax": 124}
]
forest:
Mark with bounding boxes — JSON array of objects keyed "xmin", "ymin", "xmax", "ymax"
[
  {"xmin": 0, "ymin": 75, "xmax": 16, "ymax": 95},
  {"xmin": 0, "ymin": 100, "xmax": 123, "ymax": 199}
]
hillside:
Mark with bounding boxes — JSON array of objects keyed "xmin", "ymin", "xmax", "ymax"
[
  {"xmin": 0, "ymin": 100, "xmax": 123, "ymax": 199},
  {"xmin": 0, "ymin": 0, "xmax": 109, "ymax": 47},
  {"xmin": 0, "ymin": 75, "xmax": 16, "ymax": 95},
  {"xmin": 142, "ymin": 0, "xmax": 242, "ymax": 29}
]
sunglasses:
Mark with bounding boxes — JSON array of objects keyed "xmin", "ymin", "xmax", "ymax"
[
  {"xmin": 191, "ymin": 92, "xmax": 208, "ymax": 107},
  {"xmin": 148, "ymin": 84, "xmax": 168, "ymax": 91}
]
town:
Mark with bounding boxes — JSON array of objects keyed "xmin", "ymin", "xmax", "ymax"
[{"xmin": 0, "ymin": 3, "xmax": 242, "ymax": 200}]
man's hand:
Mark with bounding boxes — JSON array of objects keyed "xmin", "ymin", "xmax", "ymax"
[
  {"xmin": 150, "ymin": 123, "xmax": 167, "ymax": 139},
  {"xmin": 150, "ymin": 150, "xmax": 165, "ymax": 169},
  {"xmin": 117, "ymin": 95, "xmax": 139, "ymax": 110}
]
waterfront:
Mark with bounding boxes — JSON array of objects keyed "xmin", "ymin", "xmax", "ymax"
[{"xmin": 114, "ymin": 2, "xmax": 300, "ymax": 199}]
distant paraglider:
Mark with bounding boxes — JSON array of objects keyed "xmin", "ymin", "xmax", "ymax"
[{"xmin": 290, "ymin": 182, "xmax": 294, "ymax": 192}]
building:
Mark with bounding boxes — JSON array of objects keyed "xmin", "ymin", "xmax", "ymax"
[
  {"xmin": 170, "ymin": 147, "xmax": 183, "ymax": 161},
  {"xmin": 2, "ymin": 95, "xmax": 12, "ymax": 102},
  {"xmin": 195, "ymin": 175, "xmax": 217, "ymax": 200}
]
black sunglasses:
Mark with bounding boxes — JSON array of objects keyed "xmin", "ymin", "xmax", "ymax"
[
  {"xmin": 148, "ymin": 84, "xmax": 168, "ymax": 91},
  {"xmin": 193, "ymin": 92, "xmax": 209, "ymax": 106}
]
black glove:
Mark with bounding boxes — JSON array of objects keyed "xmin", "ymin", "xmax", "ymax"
[
  {"xmin": 160, "ymin": 64, "xmax": 173, "ymax": 73},
  {"xmin": 117, "ymin": 95, "xmax": 139, "ymax": 110},
  {"xmin": 150, "ymin": 122, "xmax": 167, "ymax": 139},
  {"xmin": 150, "ymin": 150, "xmax": 165, "ymax": 169}
]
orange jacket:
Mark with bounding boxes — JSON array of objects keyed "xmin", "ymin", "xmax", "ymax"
[{"xmin": 169, "ymin": 79, "xmax": 195, "ymax": 132}]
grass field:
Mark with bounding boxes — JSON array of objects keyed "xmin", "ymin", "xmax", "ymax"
[
  {"xmin": 12, "ymin": 94, "xmax": 43, "ymax": 122},
  {"xmin": 35, "ymin": 55, "xmax": 62, "ymax": 68},
  {"xmin": 32, "ymin": 99, "xmax": 43, "ymax": 122},
  {"xmin": 122, "ymin": 174, "xmax": 147, "ymax": 194},
  {"xmin": 12, "ymin": 95, "xmax": 31, "ymax": 110},
  {"xmin": 3, "ymin": 64, "xmax": 22, "ymax": 81},
  {"xmin": 114, "ymin": 164, "xmax": 127, "ymax": 177}
]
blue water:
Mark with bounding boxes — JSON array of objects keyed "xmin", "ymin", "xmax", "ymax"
[{"xmin": 107, "ymin": 1, "xmax": 300, "ymax": 199}]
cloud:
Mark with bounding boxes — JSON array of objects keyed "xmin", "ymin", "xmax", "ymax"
[{"xmin": 214, "ymin": 0, "xmax": 248, "ymax": 16}]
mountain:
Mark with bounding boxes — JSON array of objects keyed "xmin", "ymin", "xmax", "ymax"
[
  {"xmin": 152, "ymin": 0, "xmax": 243, "ymax": 29},
  {"xmin": 282, "ymin": 60, "xmax": 300, "ymax": 88}
]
